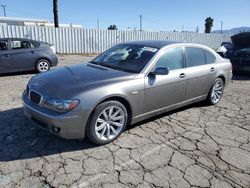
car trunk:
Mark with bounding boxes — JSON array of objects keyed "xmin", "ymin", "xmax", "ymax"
[
  {"xmin": 231, "ymin": 32, "xmax": 250, "ymax": 70},
  {"xmin": 231, "ymin": 32, "xmax": 250, "ymax": 50}
]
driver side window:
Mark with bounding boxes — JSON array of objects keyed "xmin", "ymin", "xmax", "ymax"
[{"xmin": 155, "ymin": 47, "xmax": 184, "ymax": 71}]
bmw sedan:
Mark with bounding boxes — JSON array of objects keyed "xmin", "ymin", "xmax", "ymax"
[
  {"xmin": 0, "ymin": 38, "xmax": 58, "ymax": 74},
  {"xmin": 23, "ymin": 41, "xmax": 232, "ymax": 145}
]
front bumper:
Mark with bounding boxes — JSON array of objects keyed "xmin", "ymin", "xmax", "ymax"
[{"xmin": 22, "ymin": 91, "xmax": 89, "ymax": 139}]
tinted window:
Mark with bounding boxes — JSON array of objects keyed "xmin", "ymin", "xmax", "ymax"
[
  {"xmin": 155, "ymin": 47, "xmax": 184, "ymax": 70},
  {"xmin": 205, "ymin": 50, "xmax": 216, "ymax": 64},
  {"xmin": 11, "ymin": 40, "xmax": 33, "ymax": 50},
  {"xmin": 0, "ymin": 40, "xmax": 8, "ymax": 51},
  {"xmin": 185, "ymin": 47, "xmax": 206, "ymax": 67}
]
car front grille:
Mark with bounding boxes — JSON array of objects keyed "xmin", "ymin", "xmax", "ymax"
[{"xmin": 29, "ymin": 90, "xmax": 42, "ymax": 105}]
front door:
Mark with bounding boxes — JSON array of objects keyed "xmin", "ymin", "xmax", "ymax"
[
  {"xmin": 0, "ymin": 39, "xmax": 10, "ymax": 74},
  {"xmin": 144, "ymin": 47, "xmax": 188, "ymax": 113},
  {"xmin": 8, "ymin": 39, "xmax": 36, "ymax": 71}
]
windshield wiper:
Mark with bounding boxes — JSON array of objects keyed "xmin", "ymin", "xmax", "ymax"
[
  {"xmin": 89, "ymin": 61, "xmax": 100, "ymax": 65},
  {"xmin": 100, "ymin": 63, "xmax": 120, "ymax": 70},
  {"xmin": 90, "ymin": 61, "xmax": 136, "ymax": 73}
]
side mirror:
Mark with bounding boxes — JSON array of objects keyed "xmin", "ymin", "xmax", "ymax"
[{"xmin": 150, "ymin": 67, "xmax": 169, "ymax": 76}]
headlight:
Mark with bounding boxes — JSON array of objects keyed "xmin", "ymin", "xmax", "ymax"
[{"xmin": 43, "ymin": 99, "xmax": 80, "ymax": 113}]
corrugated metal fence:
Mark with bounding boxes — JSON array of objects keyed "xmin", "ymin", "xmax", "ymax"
[{"xmin": 0, "ymin": 25, "xmax": 231, "ymax": 54}]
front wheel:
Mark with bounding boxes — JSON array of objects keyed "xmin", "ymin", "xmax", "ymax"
[
  {"xmin": 206, "ymin": 78, "xmax": 225, "ymax": 105},
  {"xmin": 86, "ymin": 101, "xmax": 128, "ymax": 145},
  {"xmin": 36, "ymin": 59, "xmax": 51, "ymax": 73}
]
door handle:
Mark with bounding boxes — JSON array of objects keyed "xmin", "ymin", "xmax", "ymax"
[
  {"xmin": 30, "ymin": 50, "xmax": 35, "ymax": 54},
  {"xmin": 210, "ymin": 67, "xmax": 215, "ymax": 72},
  {"xmin": 179, "ymin": 73, "xmax": 186, "ymax": 78}
]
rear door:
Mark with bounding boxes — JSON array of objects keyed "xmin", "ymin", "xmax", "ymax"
[
  {"xmin": 0, "ymin": 39, "xmax": 11, "ymax": 73},
  {"xmin": 184, "ymin": 47, "xmax": 217, "ymax": 100},
  {"xmin": 8, "ymin": 39, "xmax": 37, "ymax": 71}
]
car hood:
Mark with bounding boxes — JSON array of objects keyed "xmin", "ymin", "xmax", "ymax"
[{"xmin": 29, "ymin": 63, "xmax": 136, "ymax": 98}]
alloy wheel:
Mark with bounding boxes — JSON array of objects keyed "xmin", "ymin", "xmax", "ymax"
[
  {"xmin": 95, "ymin": 106, "xmax": 125, "ymax": 141},
  {"xmin": 211, "ymin": 79, "xmax": 224, "ymax": 104},
  {"xmin": 38, "ymin": 61, "xmax": 49, "ymax": 72}
]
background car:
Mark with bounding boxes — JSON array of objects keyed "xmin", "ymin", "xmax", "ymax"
[
  {"xmin": 218, "ymin": 32, "xmax": 250, "ymax": 73},
  {"xmin": 23, "ymin": 41, "xmax": 232, "ymax": 145},
  {"xmin": 0, "ymin": 38, "xmax": 58, "ymax": 74},
  {"xmin": 217, "ymin": 42, "xmax": 234, "ymax": 58}
]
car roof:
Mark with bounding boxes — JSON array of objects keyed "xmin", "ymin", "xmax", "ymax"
[
  {"xmin": 123, "ymin": 40, "xmax": 181, "ymax": 49},
  {"xmin": 1, "ymin": 38, "xmax": 31, "ymax": 40}
]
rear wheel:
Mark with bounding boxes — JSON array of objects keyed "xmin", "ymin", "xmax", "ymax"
[
  {"xmin": 36, "ymin": 59, "xmax": 50, "ymax": 73},
  {"xmin": 206, "ymin": 78, "xmax": 225, "ymax": 105},
  {"xmin": 86, "ymin": 101, "xmax": 128, "ymax": 145}
]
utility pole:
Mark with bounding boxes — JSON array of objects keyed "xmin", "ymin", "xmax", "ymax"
[
  {"xmin": 139, "ymin": 15, "xmax": 142, "ymax": 31},
  {"xmin": 196, "ymin": 26, "xmax": 199, "ymax": 33},
  {"xmin": 97, "ymin": 18, "xmax": 99, "ymax": 30},
  {"xmin": 220, "ymin": 21, "xmax": 223, "ymax": 34},
  {"xmin": 1, "ymin": 5, "xmax": 6, "ymax": 17},
  {"xmin": 53, "ymin": 0, "xmax": 59, "ymax": 28}
]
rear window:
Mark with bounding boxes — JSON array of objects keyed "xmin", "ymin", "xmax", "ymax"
[
  {"xmin": 185, "ymin": 47, "xmax": 206, "ymax": 67},
  {"xmin": 30, "ymin": 40, "xmax": 41, "ymax": 47},
  {"xmin": 205, "ymin": 50, "xmax": 216, "ymax": 64}
]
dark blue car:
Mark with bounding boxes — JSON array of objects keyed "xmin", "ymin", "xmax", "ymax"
[
  {"xmin": 0, "ymin": 38, "xmax": 58, "ymax": 74},
  {"xmin": 219, "ymin": 32, "xmax": 250, "ymax": 73}
]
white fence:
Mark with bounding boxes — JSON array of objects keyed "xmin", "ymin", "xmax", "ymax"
[{"xmin": 0, "ymin": 25, "xmax": 231, "ymax": 54}]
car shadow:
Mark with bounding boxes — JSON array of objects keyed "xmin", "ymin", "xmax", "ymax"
[
  {"xmin": 0, "ymin": 102, "xmax": 206, "ymax": 162},
  {"xmin": 0, "ymin": 107, "xmax": 97, "ymax": 162},
  {"xmin": 0, "ymin": 70, "xmax": 36, "ymax": 77},
  {"xmin": 125, "ymin": 101, "xmax": 207, "ymax": 131}
]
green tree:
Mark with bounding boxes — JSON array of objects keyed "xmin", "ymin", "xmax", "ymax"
[
  {"xmin": 53, "ymin": 0, "xmax": 59, "ymax": 27},
  {"xmin": 108, "ymin": 25, "xmax": 118, "ymax": 30},
  {"xmin": 205, "ymin": 17, "xmax": 214, "ymax": 33}
]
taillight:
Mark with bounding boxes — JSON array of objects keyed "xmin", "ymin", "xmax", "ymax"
[{"xmin": 50, "ymin": 45, "xmax": 56, "ymax": 54}]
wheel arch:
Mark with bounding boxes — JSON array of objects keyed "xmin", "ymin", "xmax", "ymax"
[
  {"xmin": 86, "ymin": 95, "xmax": 133, "ymax": 133},
  {"xmin": 35, "ymin": 57, "xmax": 52, "ymax": 68},
  {"xmin": 217, "ymin": 75, "xmax": 226, "ymax": 84}
]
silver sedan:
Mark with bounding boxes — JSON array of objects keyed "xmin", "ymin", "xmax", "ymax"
[{"xmin": 22, "ymin": 41, "xmax": 232, "ymax": 145}]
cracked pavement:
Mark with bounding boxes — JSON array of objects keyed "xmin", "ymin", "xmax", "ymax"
[{"xmin": 0, "ymin": 55, "xmax": 250, "ymax": 188}]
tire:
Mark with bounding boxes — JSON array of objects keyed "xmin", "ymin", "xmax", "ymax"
[
  {"xmin": 206, "ymin": 78, "xmax": 225, "ymax": 105},
  {"xmin": 86, "ymin": 101, "xmax": 128, "ymax": 145},
  {"xmin": 36, "ymin": 59, "xmax": 51, "ymax": 73}
]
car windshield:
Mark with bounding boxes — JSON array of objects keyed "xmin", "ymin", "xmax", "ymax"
[{"xmin": 90, "ymin": 44, "xmax": 158, "ymax": 73}]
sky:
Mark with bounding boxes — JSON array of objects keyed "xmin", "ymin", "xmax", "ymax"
[{"xmin": 1, "ymin": 0, "xmax": 249, "ymax": 32}]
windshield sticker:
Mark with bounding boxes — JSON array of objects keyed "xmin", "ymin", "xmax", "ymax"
[{"xmin": 143, "ymin": 47, "xmax": 158, "ymax": 52}]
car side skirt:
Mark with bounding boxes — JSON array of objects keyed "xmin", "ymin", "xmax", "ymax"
[{"xmin": 131, "ymin": 95, "xmax": 207, "ymax": 124}]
